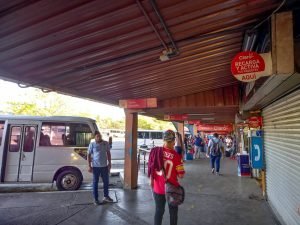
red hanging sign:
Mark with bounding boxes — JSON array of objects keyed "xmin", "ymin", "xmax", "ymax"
[
  {"xmin": 248, "ymin": 116, "xmax": 263, "ymax": 128},
  {"xmin": 231, "ymin": 51, "xmax": 269, "ymax": 82}
]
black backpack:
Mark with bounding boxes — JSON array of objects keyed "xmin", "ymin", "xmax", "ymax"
[{"xmin": 211, "ymin": 139, "xmax": 221, "ymax": 156}]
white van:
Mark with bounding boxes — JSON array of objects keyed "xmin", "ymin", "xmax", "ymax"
[
  {"xmin": 137, "ymin": 130, "xmax": 164, "ymax": 149},
  {"xmin": 0, "ymin": 116, "xmax": 98, "ymax": 190}
]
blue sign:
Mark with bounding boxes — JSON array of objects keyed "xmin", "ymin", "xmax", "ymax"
[{"xmin": 251, "ymin": 137, "xmax": 264, "ymax": 169}]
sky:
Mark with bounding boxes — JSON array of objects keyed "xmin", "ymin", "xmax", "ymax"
[{"xmin": 0, "ymin": 79, "xmax": 125, "ymax": 119}]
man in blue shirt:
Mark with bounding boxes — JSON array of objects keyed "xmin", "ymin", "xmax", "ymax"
[
  {"xmin": 193, "ymin": 133, "xmax": 204, "ymax": 159},
  {"xmin": 88, "ymin": 131, "xmax": 113, "ymax": 205}
]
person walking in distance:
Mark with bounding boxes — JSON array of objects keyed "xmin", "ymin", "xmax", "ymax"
[
  {"xmin": 193, "ymin": 133, "xmax": 204, "ymax": 159},
  {"xmin": 149, "ymin": 130, "xmax": 185, "ymax": 225},
  {"xmin": 206, "ymin": 133, "xmax": 224, "ymax": 175},
  {"xmin": 88, "ymin": 131, "xmax": 113, "ymax": 205}
]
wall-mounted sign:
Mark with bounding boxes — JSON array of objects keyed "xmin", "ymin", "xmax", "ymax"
[
  {"xmin": 197, "ymin": 124, "xmax": 233, "ymax": 132},
  {"xmin": 248, "ymin": 116, "xmax": 263, "ymax": 128},
  {"xmin": 164, "ymin": 114, "xmax": 188, "ymax": 121},
  {"xmin": 251, "ymin": 137, "xmax": 264, "ymax": 169},
  {"xmin": 119, "ymin": 98, "xmax": 157, "ymax": 109},
  {"xmin": 231, "ymin": 51, "xmax": 272, "ymax": 82}
]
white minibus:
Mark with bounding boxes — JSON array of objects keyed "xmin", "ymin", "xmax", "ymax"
[
  {"xmin": 137, "ymin": 130, "xmax": 164, "ymax": 149},
  {"xmin": 0, "ymin": 116, "xmax": 98, "ymax": 190}
]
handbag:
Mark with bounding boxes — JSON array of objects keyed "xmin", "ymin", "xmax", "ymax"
[{"xmin": 162, "ymin": 168, "xmax": 185, "ymax": 206}]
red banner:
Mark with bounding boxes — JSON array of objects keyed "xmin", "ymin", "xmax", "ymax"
[
  {"xmin": 248, "ymin": 116, "xmax": 263, "ymax": 128},
  {"xmin": 164, "ymin": 114, "xmax": 188, "ymax": 121},
  {"xmin": 197, "ymin": 124, "xmax": 233, "ymax": 132},
  {"xmin": 119, "ymin": 98, "xmax": 157, "ymax": 109}
]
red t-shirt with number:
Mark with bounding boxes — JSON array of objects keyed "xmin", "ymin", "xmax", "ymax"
[{"xmin": 153, "ymin": 147, "xmax": 185, "ymax": 195}]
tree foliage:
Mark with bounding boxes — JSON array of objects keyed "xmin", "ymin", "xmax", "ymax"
[
  {"xmin": 138, "ymin": 115, "xmax": 173, "ymax": 130},
  {"xmin": 3, "ymin": 88, "xmax": 173, "ymax": 131},
  {"xmin": 5, "ymin": 90, "xmax": 68, "ymax": 116}
]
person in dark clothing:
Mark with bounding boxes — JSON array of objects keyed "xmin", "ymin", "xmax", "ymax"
[
  {"xmin": 174, "ymin": 132, "xmax": 184, "ymax": 159},
  {"xmin": 184, "ymin": 136, "xmax": 188, "ymax": 151},
  {"xmin": 207, "ymin": 133, "xmax": 224, "ymax": 175},
  {"xmin": 193, "ymin": 133, "xmax": 204, "ymax": 159}
]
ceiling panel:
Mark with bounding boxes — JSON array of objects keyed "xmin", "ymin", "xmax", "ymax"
[{"xmin": 0, "ymin": 0, "xmax": 282, "ymax": 123}]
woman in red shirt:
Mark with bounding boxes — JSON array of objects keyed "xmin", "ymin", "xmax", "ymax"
[{"xmin": 151, "ymin": 130, "xmax": 185, "ymax": 225}]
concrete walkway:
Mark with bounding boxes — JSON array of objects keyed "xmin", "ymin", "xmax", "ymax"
[{"xmin": 0, "ymin": 158, "xmax": 280, "ymax": 225}]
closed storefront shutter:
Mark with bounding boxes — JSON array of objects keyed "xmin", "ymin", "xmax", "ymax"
[{"xmin": 263, "ymin": 89, "xmax": 300, "ymax": 225}]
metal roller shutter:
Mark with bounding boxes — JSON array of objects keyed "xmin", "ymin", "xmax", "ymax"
[{"xmin": 263, "ymin": 89, "xmax": 300, "ymax": 225}]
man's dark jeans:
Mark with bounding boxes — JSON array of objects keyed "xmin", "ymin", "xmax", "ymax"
[
  {"xmin": 153, "ymin": 192, "xmax": 178, "ymax": 225},
  {"xmin": 92, "ymin": 166, "xmax": 109, "ymax": 201},
  {"xmin": 210, "ymin": 154, "xmax": 221, "ymax": 172}
]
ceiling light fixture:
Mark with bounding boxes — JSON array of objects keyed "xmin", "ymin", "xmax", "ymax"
[{"xmin": 159, "ymin": 48, "xmax": 177, "ymax": 61}]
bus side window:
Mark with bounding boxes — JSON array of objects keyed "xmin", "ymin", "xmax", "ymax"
[
  {"xmin": 138, "ymin": 131, "xmax": 149, "ymax": 139},
  {"xmin": 9, "ymin": 126, "xmax": 21, "ymax": 152},
  {"xmin": 40, "ymin": 124, "xmax": 52, "ymax": 146},
  {"xmin": 40, "ymin": 132, "xmax": 51, "ymax": 146},
  {"xmin": 152, "ymin": 132, "xmax": 163, "ymax": 139},
  {"xmin": 70, "ymin": 123, "xmax": 92, "ymax": 146},
  {"xmin": 138, "ymin": 132, "xmax": 142, "ymax": 138},
  {"xmin": 40, "ymin": 122, "xmax": 92, "ymax": 147}
]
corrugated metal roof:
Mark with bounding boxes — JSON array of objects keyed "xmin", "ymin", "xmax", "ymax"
[{"xmin": 0, "ymin": 0, "xmax": 282, "ymax": 122}]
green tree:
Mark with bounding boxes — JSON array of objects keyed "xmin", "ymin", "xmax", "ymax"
[
  {"xmin": 5, "ymin": 102, "xmax": 41, "ymax": 115},
  {"xmin": 5, "ymin": 90, "xmax": 69, "ymax": 116},
  {"xmin": 138, "ymin": 115, "xmax": 173, "ymax": 130},
  {"xmin": 3, "ymin": 88, "xmax": 173, "ymax": 131}
]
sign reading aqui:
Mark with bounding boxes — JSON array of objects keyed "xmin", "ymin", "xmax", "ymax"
[{"xmin": 231, "ymin": 51, "xmax": 272, "ymax": 82}]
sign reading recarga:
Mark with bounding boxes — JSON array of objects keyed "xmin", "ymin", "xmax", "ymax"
[{"xmin": 231, "ymin": 51, "xmax": 271, "ymax": 82}]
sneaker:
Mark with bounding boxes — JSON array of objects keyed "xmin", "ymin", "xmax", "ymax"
[
  {"xmin": 103, "ymin": 196, "xmax": 114, "ymax": 203},
  {"xmin": 211, "ymin": 168, "xmax": 215, "ymax": 174},
  {"xmin": 93, "ymin": 200, "xmax": 100, "ymax": 205},
  {"xmin": 216, "ymin": 172, "xmax": 220, "ymax": 176}
]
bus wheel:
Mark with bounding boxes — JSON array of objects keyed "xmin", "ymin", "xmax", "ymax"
[{"xmin": 56, "ymin": 169, "xmax": 82, "ymax": 191}]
